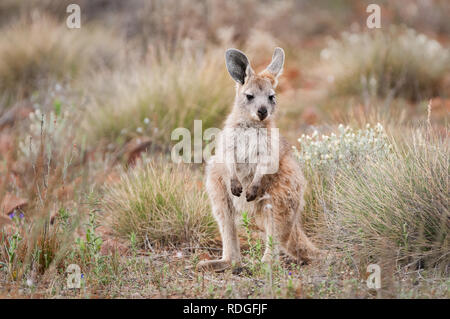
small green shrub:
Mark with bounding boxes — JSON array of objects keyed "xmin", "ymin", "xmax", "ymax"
[{"xmin": 294, "ymin": 123, "xmax": 392, "ymax": 172}]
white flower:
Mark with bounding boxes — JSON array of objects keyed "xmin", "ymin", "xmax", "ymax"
[
  {"xmin": 320, "ymin": 49, "xmax": 332, "ymax": 60},
  {"xmin": 295, "ymin": 123, "xmax": 391, "ymax": 171},
  {"xmin": 417, "ymin": 34, "xmax": 427, "ymax": 45},
  {"xmin": 375, "ymin": 123, "xmax": 383, "ymax": 132}
]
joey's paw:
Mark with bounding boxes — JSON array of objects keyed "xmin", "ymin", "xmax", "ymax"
[
  {"xmin": 230, "ymin": 179, "xmax": 243, "ymax": 197},
  {"xmin": 246, "ymin": 184, "xmax": 259, "ymax": 202}
]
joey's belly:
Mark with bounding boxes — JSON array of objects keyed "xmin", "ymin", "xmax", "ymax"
[
  {"xmin": 231, "ymin": 194, "xmax": 266, "ymax": 232},
  {"xmin": 232, "ymin": 192, "xmax": 253, "ymax": 210},
  {"xmin": 235, "ymin": 163, "xmax": 256, "ymax": 186}
]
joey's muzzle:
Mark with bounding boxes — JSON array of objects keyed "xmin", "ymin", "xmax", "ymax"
[{"xmin": 257, "ymin": 106, "xmax": 268, "ymax": 121}]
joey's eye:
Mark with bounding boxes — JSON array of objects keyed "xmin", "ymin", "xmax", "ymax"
[
  {"xmin": 246, "ymin": 94, "xmax": 254, "ymax": 101},
  {"xmin": 269, "ymin": 95, "xmax": 275, "ymax": 102}
]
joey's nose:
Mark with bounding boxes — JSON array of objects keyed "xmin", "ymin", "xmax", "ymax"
[{"xmin": 257, "ymin": 107, "xmax": 268, "ymax": 120}]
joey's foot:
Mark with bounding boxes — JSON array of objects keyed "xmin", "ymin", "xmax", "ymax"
[
  {"xmin": 246, "ymin": 184, "xmax": 260, "ymax": 202},
  {"xmin": 230, "ymin": 179, "xmax": 243, "ymax": 197},
  {"xmin": 197, "ymin": 259, "xmax": 232, "ymax": 272},
  {"xmin": 288, "ymin": 249, "xmax": 325, "ymax": 266}
]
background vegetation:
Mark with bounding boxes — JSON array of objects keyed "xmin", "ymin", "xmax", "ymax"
[{"xmin": 0, "ymin": 0, "xmax": 448, "ymax": 298}]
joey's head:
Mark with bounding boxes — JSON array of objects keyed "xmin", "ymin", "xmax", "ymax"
[{"xmin": 225, "ymin": 47, "xmax": 284, "ymax": 123}]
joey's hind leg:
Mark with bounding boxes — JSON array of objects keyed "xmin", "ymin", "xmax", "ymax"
[
  {"xmin": 197, "ymin": 178, "xmax": 240, "ymax": 272},
  {"xmin": 282, "ymin": 220, "xmax": 320, "ymax": 264},
  {"xmin": 260, "ymin": 201, "xmax": 280, "ymax": 264},
  {"xmin": 197, "ymin": 199, "xmax": 240, "ymax": 271}
]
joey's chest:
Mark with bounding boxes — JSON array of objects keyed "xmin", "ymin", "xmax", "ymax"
[
  {"xmin": 229, "ymin": 128, "xmax": 269, "ymax": 180},
  {"xmin": 223, "ymin": 127, "xmax": 269, "ymax": 161}
]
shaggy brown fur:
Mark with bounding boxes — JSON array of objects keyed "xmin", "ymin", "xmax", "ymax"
[{"xmin": 198, "ymin": 48, "xmax": 318, "ymax": 272}]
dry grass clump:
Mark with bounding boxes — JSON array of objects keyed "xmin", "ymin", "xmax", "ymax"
[
  {"xmin": 0, "ymin": 15, "xmax": 122, "ymax": 106},
  {"xmin": 329, "ymin": 128, "xmax": 449, "ymax": 271},
  {"xmin": 322, "ymin": 26, "xmax": 450, "ymax": 101},
  {"xmin": 0, "ymin": 115, "xmax": 89, "ymax": 283},
  {"xmin": 83, "ymin": 48, "xmax": 232, "ymax": 147},
  {"xmin": 299, "ymin": 125, "xmax": 449, "ymax": 273},
  {"xmin": 0, "ymin": 88, "xmax": 114, "ymax": 286},
  {"xmin": 0, "ymin": 212, "xmax": 76, "ymax": 282},
  {"xmin": 103, "ymin": 161, "xmax": 217, "ymax": 248}
]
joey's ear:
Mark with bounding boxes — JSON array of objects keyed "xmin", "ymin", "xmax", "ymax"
[
  {"xmin": 265, "ymin": 47, "xmax": 285, "ymax": 79},
  {"xmin": 225, "ymin": 49, "xmax": 254, "ymax": 85}
]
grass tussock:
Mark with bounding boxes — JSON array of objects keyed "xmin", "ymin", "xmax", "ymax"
[
  {"xmin": 0, "ymin": 16, "xmax": 122, "ymax": 105},
  {"xmin": 83, "ymin": 49, "xmax": 232, "ymax": 147},
  {"xmin": 322, "ymin": 26, "xmax": 450, "ymax": 101},
  {"xmin": 330, "ymin": 129, "xmax": 449, "ymax": 270},
  {"xmin": 103, "ymin": 161, "xmax": 217, "ymax": 248},
  {"xmin": 299, "ymin": 125, "xmax": 449, "ymax": 273}
]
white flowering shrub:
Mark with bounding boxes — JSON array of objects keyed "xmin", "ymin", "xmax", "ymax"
[
  {"xmin": 321, "ymin": 26, "xmax": 450, "ymax": 100},
  {"xmin": 294, "ymin": 123, "xmax": 392, "ymax": 172}
]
